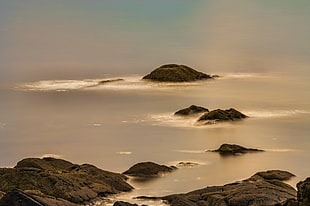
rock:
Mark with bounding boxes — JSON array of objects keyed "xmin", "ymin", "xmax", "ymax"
[
  {"xmin": 113, "ymin": 201, "xmax": 138, "ymax": 206},
  {"xmin": 0, "ymin": 189, "xmax": 78, "ymax": 206},
  {"xmin": 211, "ymin": 144, "xmax": 264, "ymax": 155},
  {"xmin": 198, "ymin": 108, "xmax": 248, "ymax": 124},
  {"xmin": 175, "ymin": 105, "xmax": 209, "ymax": 116},
  {"xmin": 254, "ymin": 170, "xmax": 295, "ymax": 181},
  {"xmin": 297, "ymin": 177, "xmax": 310, "ymax": 206},
  {"xmin": 123, "ymin": 162, "xmax": 176, "ymax": 177},
  {"xmin": 176, "ymin": 162, "xmax": 200, "ymax": 168},
  {"xmin": 99, "ymin": 79, "xmax": 124, "ymax": 84},
  {"xmin": 0, "ymin": 191, "xmax": 4, "ymax": 200},
  {"xmin": 142, "ymin": 64, "xmax": 213, "ymax": 82},
  {"xmin": 0, "ymin": 158, "xmax": 133, "ymax": 205},
  {"xmin": 142, "ymin": 170, "xmax": 296, "ymax": 206}
]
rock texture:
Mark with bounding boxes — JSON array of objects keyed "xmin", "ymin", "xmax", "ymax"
[
  {"xmin": 113, "ymin": 201, "xmax": 139, "ymax": 206},
  {"xmin": 211, "ymin": 144, "xmax": 264, "ymax": 155},
  {"xmin": 139, "ymin": 170, "xmax": 296, "ymax": 206},
  {"xmin": 175, "ymin": 105, "xmax": 209, "ymax": 116},
  {"xmin": 198, "ymin": 108, "xmax": 248, "ymax": 124},
  {"xmin": 297, "ymin": 178, "xmax": 310, "ymax": 206},
  {"xmin": 176, "ymin": 162, "xmax": 200, "ymax": 168},
  {"xmin": 123, "ymin": 162, "xmax": 176, "ymax": 177},
  {"xmin": 142, "ymin": 64, "xmax": 213, "ymax": 82},
  {"xmin": 0, "ymin": 157, "xmax": 133, "ymax": 205}
]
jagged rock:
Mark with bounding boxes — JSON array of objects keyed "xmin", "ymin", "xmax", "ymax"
[
  {"xmin": 211, "ymin": 144, "xmax": 264, "ymax": 155},
  {"xmin": 0, "ymin": 158, "xmax": 133, "ymax": 205},
  {"xmin": 175, "ymin": 105, "xmax": 209, "ymax": 116},
  {"xmin": 297, "ymin": 177, "xmax": 310, "ymax": 206},
  {"xmin": 139, "ymin": 170, "xmax": 297, "ymax": 206},
  {"xmin": 198, "ymin": 108, "xmax": 248, "ymax": 124},
  {"xmin": 123, "ymin": 162, "xmax": 176, "ymax": 177},
  {"xmin": 142, "ymin": 64, "xmax": 213, "ymax": 82}
]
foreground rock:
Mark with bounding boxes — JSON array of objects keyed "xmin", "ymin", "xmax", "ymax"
[
  {"xmin": 113, "ymin": 201, "xmax": 138, "ymax": 206},
  {"xmin": 198, "ymin": 108, "xmax": 248, "ymax": 124},
  {"xmin": 211, "ymin": 144, "xmax": 264, "ymax": 155},
  {"xmin": 123, "ymin": 162, "xmax": 176, "ymax": 177},
  {"xmin": 297, "ymin": 178, "xmax": 310, "ymax": 205},
  {"xmin": 143, "ymin": 64, "xmax": 213, "ymax": 82},
  {"xmin": 138, "ymin": 170, "xmax": 296, "ymax": 206},
  {"xmin": 0, "ymin": 157, "xmax": 133, "ymax": 205},
  {"xmin": 175, "ymin": 105, "xmax": 209, "ymax": 116}
]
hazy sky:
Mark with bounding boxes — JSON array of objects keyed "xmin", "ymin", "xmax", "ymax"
[{"xmin": 1, "ymin": 0, "xmax": 310, "ymax": 82}]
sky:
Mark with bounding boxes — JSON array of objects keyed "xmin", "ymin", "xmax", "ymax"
[{"xmin": 1, "ymin": 0, "xmax": 310, "ymax": 83}]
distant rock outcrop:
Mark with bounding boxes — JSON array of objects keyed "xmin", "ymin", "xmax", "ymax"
[
  {"xmin": 123, "ymin": 162, "xmax": 176, "ymax": 177},
  {"xmin": 99, "ymin": 79, "xmax": 124, "ymax": 84},
  {"xmin": 0, "ymin": 157, "xmax": 133, "ymax": 205},
  {"xmin": 175, "ymin": 105, "xmax": 209, "ymax": 116},
  {"xmin": 198, "ymin": 108, "xmax": 248, "ymax": 124},
  {"xmin": 211, "ymin": 144, "xmax": 264, "ymax": 155},
  {"xmin": 142, "ymin": 64, "xmax": 213, "ymax": 82},
  {"xmin": 139, "ymin": 170, "xmax": 297, "ymax": 206}
]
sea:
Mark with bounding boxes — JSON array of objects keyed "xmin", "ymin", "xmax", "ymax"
[{"xmin": 1, "ymin": 0, "xmax": 310, "ymax": 205}]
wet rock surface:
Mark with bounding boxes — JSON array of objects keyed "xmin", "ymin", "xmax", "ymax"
[
  {"xmin": 139, "ymin": 170, "xmax": 297, "ymax": 206},
  {"xmin": 123, "ymin": 162, "xmax": 176, "ymax": 177},
  {"xmin": 0, "ymin": 157, "xmax": 133, "ymax": 205},
  {"xmin": 175, "ymin": 105, "xmax": 209, "ymax": 116},
  {"xmin": 142, "ymin": 64, "xmax": 213, "ymax": 82}
]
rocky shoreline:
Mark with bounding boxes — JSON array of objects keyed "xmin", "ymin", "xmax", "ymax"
[{"xmin": 0, "ymin": 157, "xmax": 310, "ymax": 206}]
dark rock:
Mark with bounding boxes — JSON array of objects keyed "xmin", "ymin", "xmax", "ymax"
[
  {"xmin": 297, "ymin": 177, "xmax": 310, "ymax": 206},
  {"xmin": 143, "ymin": 170, "xmax": 296, "ymax": 206},
  {"xmin": 0, "ymin": 189, "xmax": 46, "ymax": 206},
  {"xmin": 175, "ymin": 105, "xmax": 209, "ymax": 116},
  {"xmin": 99, "ymin": 79, "xmax": 124, "ymax": 84},
  {"xmin": 0, "ymin": 158, "xmax": 133, "ymax": 205},
  {"xmin": 176, "ymin": 162, "xmax": 200, "ymax": 168},
  {"xmin": 198, "ymin": 108, "xmax": 248, "ymax": 124},
  {"xmin": 142, "ymin": 64, "xmax": 213, "ymax": 82},
  {"xmin": 113, "ymin": 201, "xmax": 138, "ymax": 206},
  {"xmin": 123, "ymin": 162, "xmax": 176, "ymax": 177},
  {"xmin": 211, "ymin": 144, "xmax": 264, "ymax": 155}
]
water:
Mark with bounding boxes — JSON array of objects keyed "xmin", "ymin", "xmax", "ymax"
[
  {"xmin": 1, "ymin": 0, "xmax": 310, "ymax": 205},
  {"xmin": 1, "ymin": 73, "xmax": 310, "ymax": 205}
]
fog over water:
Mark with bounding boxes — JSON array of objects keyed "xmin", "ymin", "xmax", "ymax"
[{"xmin": 1, "ymin": 0, "xmax": 310, "ymax": 205}]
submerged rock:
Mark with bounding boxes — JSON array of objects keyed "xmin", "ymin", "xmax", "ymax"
[
  {"xmin": 99, "ymin": 79, "xmax": 124, "ymax": 84},
  {"xmin": 174, "ymin": 105, "xmax": 209, "ymax": 116},
  {"xmin": 176, "ymin": 162, "xmax": 200, "ymax": 168},
  {"xmin": 142, "ymin": 64, "xmax": 213, "ymax": 82},
  {"xmin": 123, "ymin": 162, "xmax": 176, "ymax": 177},
  {"xmin": 0, "ymin": 157, "xmax": 133, "ymax": 205},
  {"xmin": 211, "ymin": 144, "xmax": 264, "ymax": 155},
  {"xmin": 140, "ymin": 170, "xmax": 296, "ymax": 206},
  {"xmin": 198, "ymin": 108, "xmax": 248, "ymax": 124}
]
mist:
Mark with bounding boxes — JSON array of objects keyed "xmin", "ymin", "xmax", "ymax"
[{"xmin": 1, "ymin": 0, "xmax": 310, "ymax": 83}]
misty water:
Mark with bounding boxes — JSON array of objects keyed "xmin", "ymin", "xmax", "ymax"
[{"xmin": 1, "ymin": 0, "xmax": 310, "ymax": 205}]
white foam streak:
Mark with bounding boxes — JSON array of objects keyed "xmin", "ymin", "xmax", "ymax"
[{"xmin": 245, "ymin": 110, "xmax": 310, "ymax": 118}]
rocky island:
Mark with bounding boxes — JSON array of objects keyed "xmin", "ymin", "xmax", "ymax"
[
  {"xmin": 123, "ymin": 162, "xmax": 176, "ymax": 178},
  {"xmin": 142, "ymin": 64, "xmax": 213, "ymax": 82},
  {"xmin": 174, "ymin": 105, "xmax": 209, "ymax": 116},
  {"xmin": 197, "ymin": 108, "xmax": 248, "ymax": 124},
  {"xmin": 210, "ymin": 144, "xmax": 264, "ymax": 155}
]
